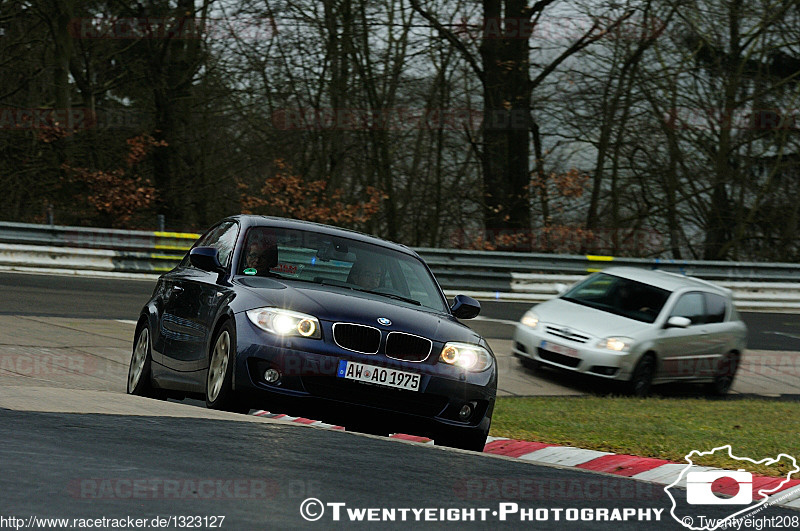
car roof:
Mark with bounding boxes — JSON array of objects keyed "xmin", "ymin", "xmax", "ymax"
[
  {"xmin": 600, "ymin": 266, "xmax": 730, "ymax": 295},
  {"xmin": 223, "ymin": 215, "xmax": 417, "ymax": 257}
]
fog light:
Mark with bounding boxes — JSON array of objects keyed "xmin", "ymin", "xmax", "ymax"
[
  {"xmin": 458, "ymin": 404, "xmax": 473, "ymax": 420},
  {"xmin": 264, "ymin": 369, "xmax": 281, "ymax": 383}
]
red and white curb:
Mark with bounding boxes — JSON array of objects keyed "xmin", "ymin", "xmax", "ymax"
[{"xmin": 253, "ymin": 409, "xmax": 800, "ymax": 510}]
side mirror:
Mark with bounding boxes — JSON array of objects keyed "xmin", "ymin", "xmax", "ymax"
[
  {"xmin": 189, "ymin": 247, "xmax": 225, "ymax": 273},
  {"xmin": 665, "ymin": 316, "xmax": 691, "ymax": 329},
  {"xmin": 555, "ymin": 283, "xmax": 569, "ymax": 296},
  {"xmin": 451, "ymin": 294, "xmax": 481, "ymax": 319}
]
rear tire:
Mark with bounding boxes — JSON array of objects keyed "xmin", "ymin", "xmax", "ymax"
[
  {"xmin": 206, "ymin": 321, "xmax": 250, "ymax": 413},
  {"xmin": 627, "ymin": 354, "xmax": 656, "ymax": 397},
  {"xmin": 127, "ymin": 322, "xmax": 165, "ymax": 399},
  {"xmin": 706, "ymin": 352, "xmax": 739, "ymax": 396}
]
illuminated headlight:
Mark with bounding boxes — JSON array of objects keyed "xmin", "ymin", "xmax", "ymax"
[
  {"xmin": 520, "ymin": 311, "xmax": 539, "ymax": 329},
  {"xmin": 595, "ymin": 337, "xmax": 634, "ymax": 352},
  {"xmin": 438, "ymin": 342, "xmax": 493, "ymax": 372},
  {"xmin": 246, "ymin": 308, "xmax": 321, "ymax": 339}
]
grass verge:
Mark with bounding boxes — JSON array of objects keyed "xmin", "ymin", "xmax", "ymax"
[{"xmin": 489, "ymin": 396, "xmax": 799, "ymax": 478}]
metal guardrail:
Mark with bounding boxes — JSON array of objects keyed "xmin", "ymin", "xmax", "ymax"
[
  {"xmin": 415, "ymin": 248, "xmax": 800, "ymax": 282},
  {"xmin": 0, "ymin": 221, "xmax": 199, "ymax": 273},
  {"xmin": 1, "ymin": 221, "xmax": 799, "ymax": 310}
]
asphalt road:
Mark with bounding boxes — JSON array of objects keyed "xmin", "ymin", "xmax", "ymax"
[
  {"xmin": 1, "ymin": 271, "xmax": 798, "ymax": 351},
  {"xmin": 5, "ymin": 407, "xmax": 797, "ymax": 529}
]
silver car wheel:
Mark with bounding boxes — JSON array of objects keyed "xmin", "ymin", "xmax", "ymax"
[
  {"xmin": 631, "ymin": 354, "xmax": 656, "ymax": 396},
  {"xmin": 207, "ymin": 330, "xmax": 230, "ymax": 403},
  {"xmin": 128, "ymin": 327, "xmax": 149, "ymax": 393}
]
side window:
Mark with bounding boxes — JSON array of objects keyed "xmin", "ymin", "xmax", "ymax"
[
  {"xmin": 216, "ymin": 224, "xmax": 239, "ymax": 266},
  {"xmin": 669, "ymin": 292, "xmax": 705, "ymax": 325},
  {"xmin": 195, "ymin": 223, "xmax": 227, "ymax": 248},
  {"xmin": 704, "ymin": 293, "xmax": 727, "ymax": 324},
  {"xmin": 193, "ymin": 221, "xmax": 239, "ymax": 268}
]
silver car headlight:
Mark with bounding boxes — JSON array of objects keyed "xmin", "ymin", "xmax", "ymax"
[
  {"xmin": 596, "ymin": 337, "xmax": 634, "ymax": 352},
  {"xmin": 246, "ymin": 308, "xmax": 321, "ymax": 339},
  {"xmin": 520, "ymin": 311, "xmax": 539, "ymax": 329},
  {"xmin": 439, "ymin": 342, "xmax": 493, "ymax": 371}
]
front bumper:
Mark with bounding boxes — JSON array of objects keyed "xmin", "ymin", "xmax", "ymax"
[
  {"xmin": 512, "ymin": 324, "xmax": 636, "ymax": 381},
  {"xmin": 233, "ymin": 317, "xmax": 496, "ymax": 438}
]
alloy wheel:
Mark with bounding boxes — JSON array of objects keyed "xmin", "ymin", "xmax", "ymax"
[
  {"xmin": 128, "ymin": 327, "xmax": 149, "ymax": 393},
  {"xmin": 207, "ymin": 331, "xmax": 230, "ymax": 403}
]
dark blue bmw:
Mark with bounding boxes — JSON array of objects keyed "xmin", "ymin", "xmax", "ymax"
[{"xmin": 127, "ymin": 216, "xmax": 496, "ymax": 451}]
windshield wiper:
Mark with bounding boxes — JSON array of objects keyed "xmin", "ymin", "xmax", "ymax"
[
  {"xmin": 352, "ymin": 288, "xmax": 421, "ymax": 306},
  {"xmin": 249, "ymin": 271, "xmax": 325, "ymax": 285}
]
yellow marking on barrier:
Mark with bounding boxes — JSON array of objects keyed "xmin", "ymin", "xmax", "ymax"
[
  {"xmin": 151, "ymin": 254, "xmax": 184, "ymax": 261},
  {"xmin": 153, "ymin": 231, "xmax": 201, "ymax": 239},
  {"xmin": 153, "ymin": 266, "xmax": 173, "ymax": 272},
  {"xmin": 154, "ymin": 244, "xmax": 193, "ymax": 251},
  {"xmin": 587, "ymin": 268, "xmax": 603, "ymax": 273},
  {"xmin": 586, "ymin": 255, "xmax": 614, "ymax": 261}
]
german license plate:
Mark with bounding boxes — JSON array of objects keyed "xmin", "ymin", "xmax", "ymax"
[
  {"xmin": 540, "ymin": 340, "xmax": 578, "ymax": 357},
  {"xmin": 337, "ymin": 361, "xmax": 420, "ymax": 391}
]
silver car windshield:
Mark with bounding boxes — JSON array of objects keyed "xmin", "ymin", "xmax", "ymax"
[
  {"xmin": 561, "ymin": 273, "xmax": 670, "ymax": 324},
  {"xmin": 239, "ymin": 226, "xmax": 447, "ymax": 312}
]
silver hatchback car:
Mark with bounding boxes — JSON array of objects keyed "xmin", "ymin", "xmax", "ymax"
[{"xmin": 513, "ymin": 267, "xmax": 747, "ymax": 396}]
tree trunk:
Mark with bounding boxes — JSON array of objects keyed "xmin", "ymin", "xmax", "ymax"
[{"xmin": 478, "ymin": 0, "xmax": 532, "ymax": 247}]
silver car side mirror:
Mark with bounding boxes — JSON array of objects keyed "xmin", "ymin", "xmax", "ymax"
[{"xmin": 666, "ymin": 316, "xmax": 691, "ymax": 328}]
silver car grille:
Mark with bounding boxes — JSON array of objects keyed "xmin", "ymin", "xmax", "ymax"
[{"xmin": 545, "ymin": 325, "xmax": 591, "ymax": 343}]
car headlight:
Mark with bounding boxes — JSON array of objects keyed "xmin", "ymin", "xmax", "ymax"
[
  {"xmin": 596, "ymin": 337, "xmax": 634, "ymax": 352},
  {"xmin": 246, "ymin": 308, "xmax": 321, "ymax": 339},
  {"xmin": 520, "ymin": 311, "xmax": 539, "ymax": 329},
  {"xmin": 438, "ymin": 342, "xmax": 493, "ymax": 371}
]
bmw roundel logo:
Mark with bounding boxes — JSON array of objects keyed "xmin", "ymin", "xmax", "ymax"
[{"xmin": 377, "ymin": 317, "xmax": 392, "ymax": 326}]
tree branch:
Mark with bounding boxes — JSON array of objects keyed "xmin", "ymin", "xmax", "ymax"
[
  {"xmin": 408, "ymin": 0, "xmax": 484, "ymax": 83},
  {"xmin": 530, "ymin": 10, "xmax": 635, "ymax": 90}
]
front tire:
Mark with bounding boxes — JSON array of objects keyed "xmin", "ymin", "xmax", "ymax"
[
  {"xmin": 127, "ymin": 322, "xmax": 165, "ymax": 399},
  {"xmin": 205, "ymin": 321, "xmax": 249, "ymax": 413},
  {"xmin": 627, "ymin": 353, "xmax": 656, "ymax": 397}
]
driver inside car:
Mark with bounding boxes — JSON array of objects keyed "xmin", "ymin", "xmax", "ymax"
[
  {"xmin": 348, "ymin": 257, "xmax": 383, "ymax": 290},
  {"xmin": 242, "ymin": 233, "xmax": 278, "ymax": 276}
]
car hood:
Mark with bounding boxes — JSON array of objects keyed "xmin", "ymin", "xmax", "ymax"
[
  {"xmin": 532, "ymin": 298, "xmax": 654, "ymax": 338},
  {"xmin": 234, "ymin": 278, "xmax": 482, "ymax": 345}
]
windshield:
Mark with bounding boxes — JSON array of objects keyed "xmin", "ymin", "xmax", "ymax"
[
  {"xmin": 561, "ymin": 273, "xmax": 670, "ymax": 323},
  {"xmin": 238, "ymin": 226, "xmax": 447, "ymax": 312}
]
